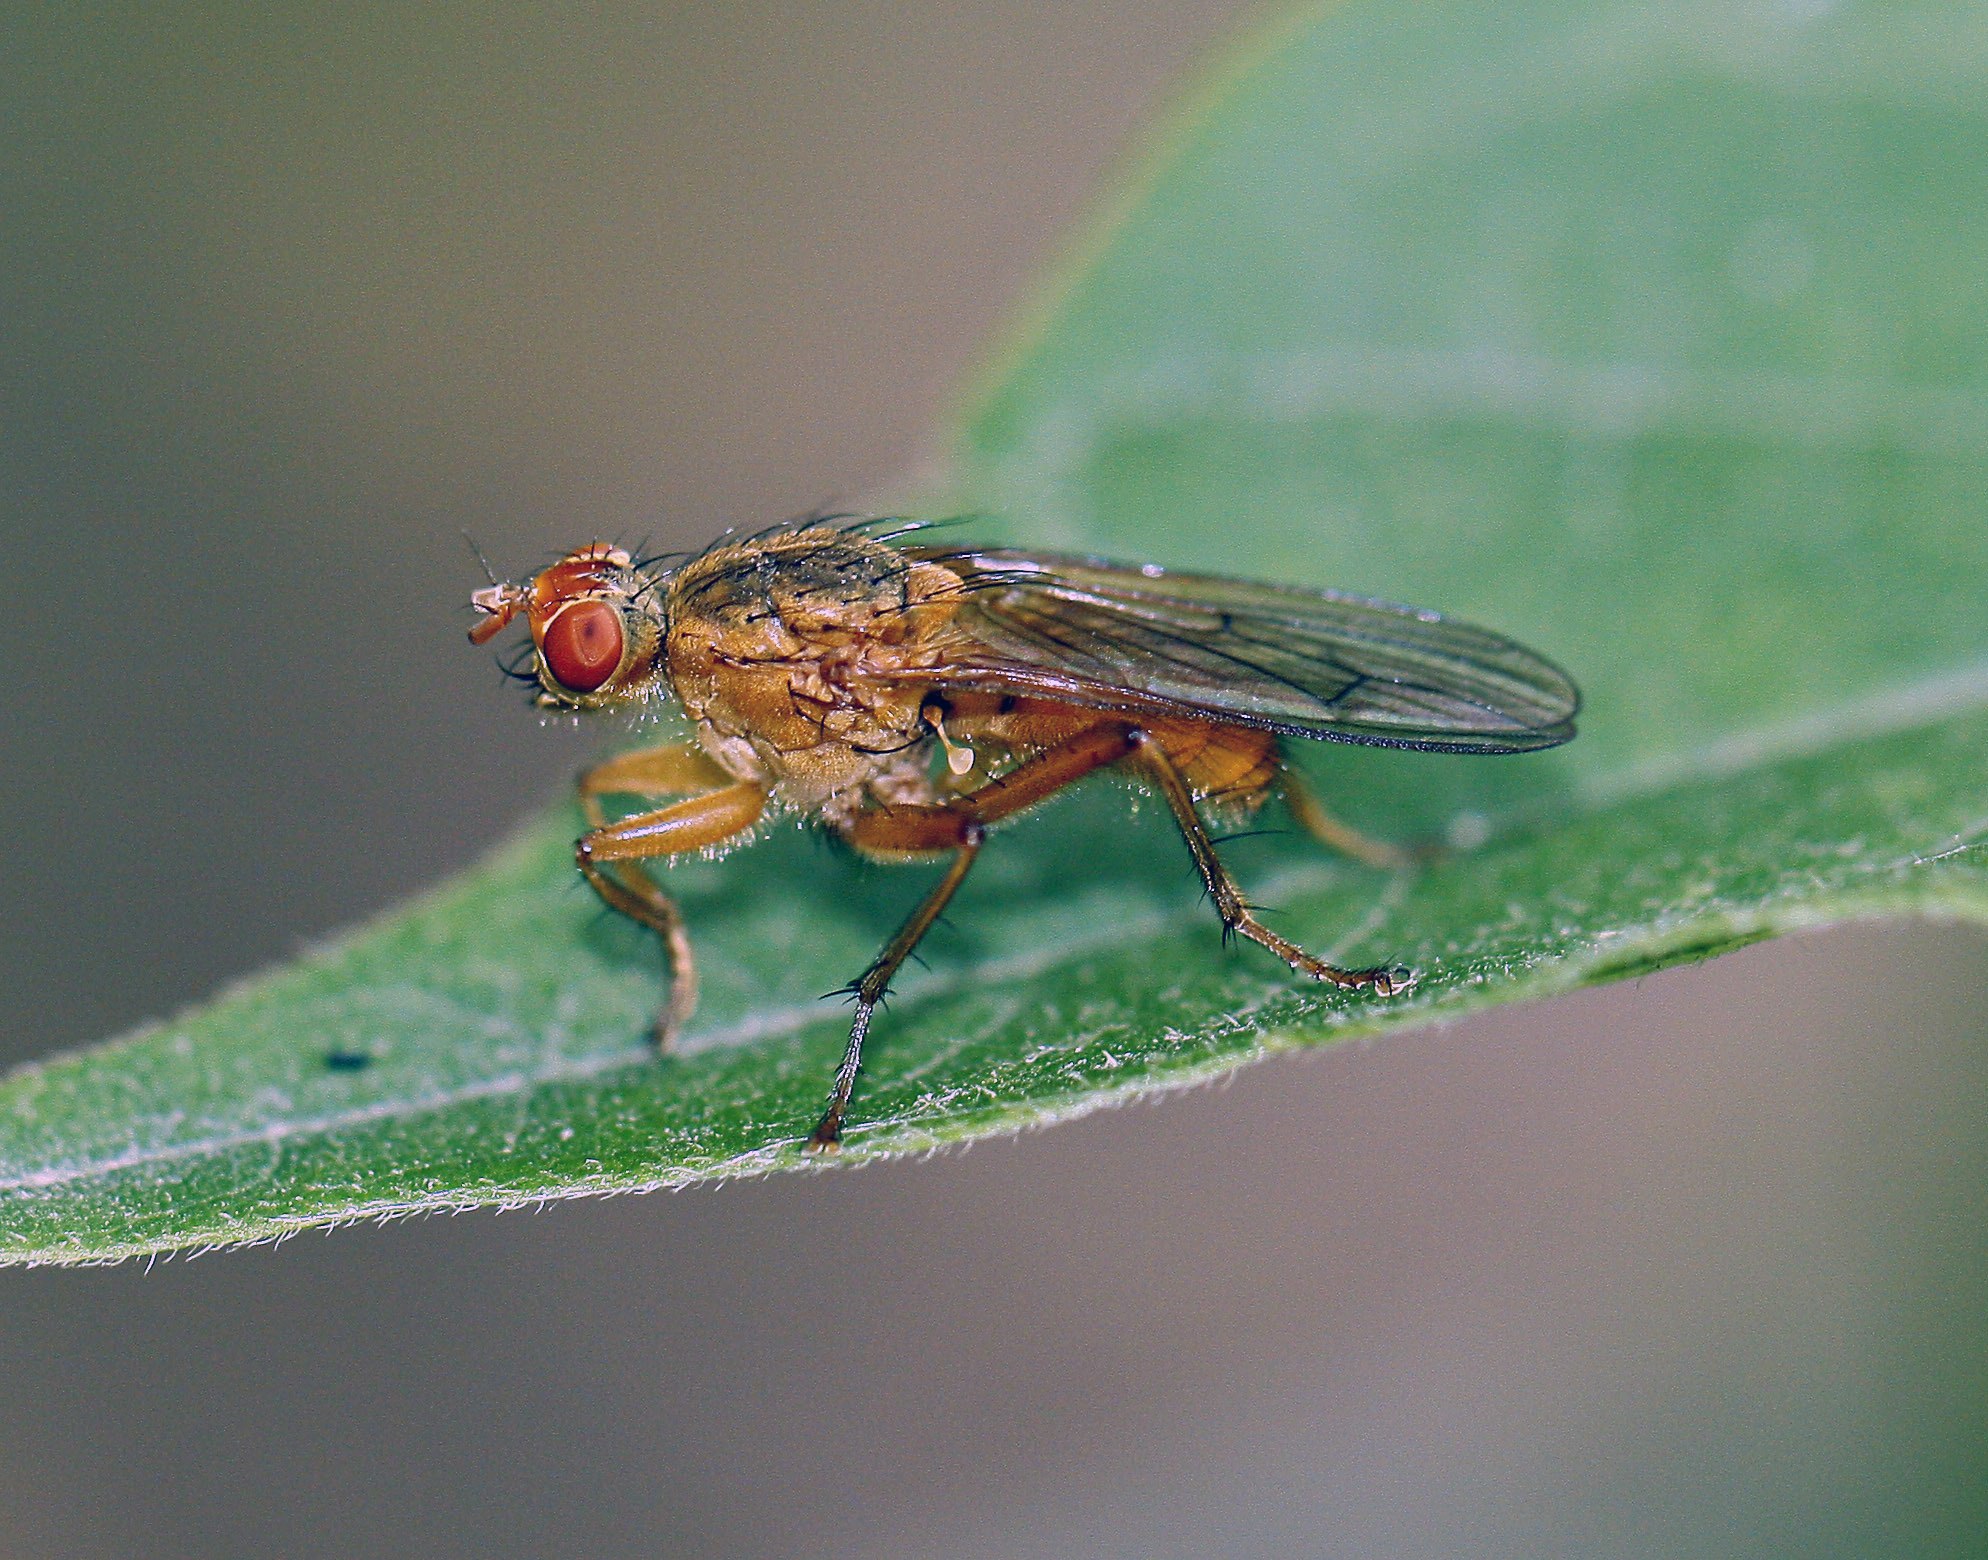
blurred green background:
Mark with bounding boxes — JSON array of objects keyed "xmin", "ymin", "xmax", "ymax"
[{"xmin": 3, "ymin": 3, "xmax": 1986, "ymax": 1555}]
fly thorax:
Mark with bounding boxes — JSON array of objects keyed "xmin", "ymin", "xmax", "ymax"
[{"xmin": 661, "ymin": 526, "xmax": 968, "ymax": 790}]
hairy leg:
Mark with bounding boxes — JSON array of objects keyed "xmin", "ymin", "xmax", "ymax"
[
  {"xmin": 811, "ymin": 721, "xmax": 1141, "ymax": 1148},
  {"xmin": 809, "ymin": 832, "xmax": 982, "ymax": 1151},
  {"xmin": 576, "ymin": 777, "xmax": 766, "ymax": 1047},
  {"xmin": 1279, "ymin": 763, "xmax": 1421, "ymax": 870},
  {"xmin": 1133, "ymin": 734, "xmax": 1409, "ymax": 994},
  {"xmin": 578, "ymin": 741, "xmax": 736, "ymax": 829}
]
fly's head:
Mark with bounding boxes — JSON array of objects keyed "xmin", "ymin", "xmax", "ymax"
[{"xmin": 468, "ymin": 542, "xmax": 668, "ymax": 710}]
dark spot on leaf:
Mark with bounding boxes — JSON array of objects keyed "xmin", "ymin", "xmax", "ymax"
[{"xmin": 1582, "ymin": 927, "xmax": 1772, "ymax": 985}]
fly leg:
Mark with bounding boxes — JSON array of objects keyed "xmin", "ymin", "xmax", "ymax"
[
  {"xmin": 1279, "ymin": 762, "xmax": 1423, "ymax": 870},
  {"xmin": 812, "ymin": 721, "xmax": 1141, "ymax": 1149},
  {"xmin": 811, "ymin": 833, "xmax": 982, "ymax": 1152},
  {"xmin": 1133, "ymin": 734, "xmax": 1410, "ymax": 995},
  {"xmin": 578, "ymin": 741, "xmax": 736, "ymax": 829},
  {"xmin": 575, "ymin": 771, "xmax": 766, "ymax": 1048}
]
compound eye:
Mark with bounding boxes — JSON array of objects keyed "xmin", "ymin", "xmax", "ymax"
[{"xmin": 540, "ymin": 599, "xmax": 625, "ymax": 693}]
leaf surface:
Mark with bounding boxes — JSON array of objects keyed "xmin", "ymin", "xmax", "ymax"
[{"xmin": 7, "ymin": 0, "xmax": 1987, "ymax": 1263}]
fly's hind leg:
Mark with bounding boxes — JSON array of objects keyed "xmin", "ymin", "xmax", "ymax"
[
  {"xmin": 1279, "ymin": 763, "xmax": 1424, "ymax": 871},
  {"xmin": 573, "ymin": 746, "xmax": 765, "ymax": 1048},
  {"xmin": 1134, "ymin": 734, "xmax": 1410, "ymax": 995}
]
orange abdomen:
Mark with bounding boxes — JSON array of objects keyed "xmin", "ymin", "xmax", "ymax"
[
  {"xmin": 944, "ymin": 694, "xmax": 1281, "ymax": 810},
  {"xmin": 1143, "ymin": 716, "xmax": 1281, "ymax": 807}
]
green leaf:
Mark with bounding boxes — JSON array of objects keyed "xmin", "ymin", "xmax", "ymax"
[{"xmin": 7, "ymin": 0, "xmax": 1987, "ymax": 1264}]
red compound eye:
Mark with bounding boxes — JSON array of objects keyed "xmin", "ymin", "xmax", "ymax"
[{"xmin": 540, "ymin": 599, "xmax": 625, "ymax": 693}]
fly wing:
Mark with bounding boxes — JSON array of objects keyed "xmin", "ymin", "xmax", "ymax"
[{"xmin": 908, "ymin": 547, "xmax": 1579, "ymax": 753}]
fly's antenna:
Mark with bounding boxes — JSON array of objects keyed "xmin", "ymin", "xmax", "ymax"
[
  {"xmin": 463, "ymin": 531, "xmax": 501, "ymax": 587},
  {"xmin": 463, "ymin": 532, "xmax": 527, "ymax": 645}
]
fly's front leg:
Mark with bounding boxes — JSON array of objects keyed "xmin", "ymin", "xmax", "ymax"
[
  {"xmin": 576, "ymin": 778, "xmax": 766, "ymax": 1048},
  {"xmin": 1134, "ymin": 734, "xmax": 1410, "ymax": 996},
  {"xmin": 578, "ymin": 741, "xmax": 736, "ymax": 829},
  {"xmin": 574, "ymin": 741, "xmax": 743, "ymax": 1046}
]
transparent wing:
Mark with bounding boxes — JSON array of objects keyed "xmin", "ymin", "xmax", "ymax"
[{"xmin": 908, "ymin": 547, "xmax": 1580, "ymax": 754}]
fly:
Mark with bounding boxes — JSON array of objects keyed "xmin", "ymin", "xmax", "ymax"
[{"xmin": 468, "ymin": 518, "xmax": 1579, "ymax": 1148}]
